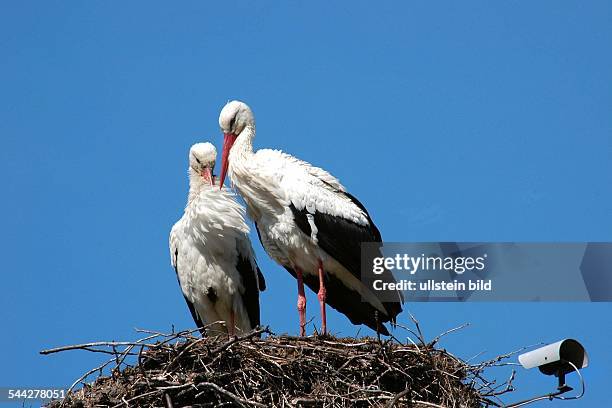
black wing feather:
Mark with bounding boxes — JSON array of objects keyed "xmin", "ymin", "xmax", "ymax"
[
  {"xmin": 252, "ymin": 225, "xmax": 267, "ymax": 292},
  {"xmin": 173, "ymin": 248, "xmax": 206, "ymax": 335},
  {"xmin": 257, "ymin": 268, "xmax": 266, "ymax": 291},
  {"xmin": 235, "ymin": 250, "xmax": 262, "ymax": 329}
]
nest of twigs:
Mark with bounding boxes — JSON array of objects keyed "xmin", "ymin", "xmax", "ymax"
[{"xmin": 42, "ymin": 323, "xmax": 514, "ymax": 408}]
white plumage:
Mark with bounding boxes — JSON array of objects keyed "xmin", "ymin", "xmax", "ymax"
[
  {"xmin": 169, "ymin": 142, "xmax": 265, "ymax": 336},
  {"xmin": 218, "ymin": 101, "xmax": 402, "ymax": 336}
]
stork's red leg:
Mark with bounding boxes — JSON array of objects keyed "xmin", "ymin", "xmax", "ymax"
[
  {"xmin": 295, "ymin": 266, "xmax": 307, "ymax": 336},
  {"xmin": 317, "ymin": 259, "xmax": 327, "ymax": 335}
]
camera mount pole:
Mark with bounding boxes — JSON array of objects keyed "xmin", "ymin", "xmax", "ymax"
[
  {"xmin": 556, "ymin": 370, "xmax": 573, "ymax": 394},
  {"xmin": 503, "ymin": 369, "xmax": 573, "ymax": 408}
]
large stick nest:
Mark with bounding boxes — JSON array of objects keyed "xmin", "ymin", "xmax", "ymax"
[{"xmin": 43, "ymin": 324, "xmax": 513, "ymax": 408}]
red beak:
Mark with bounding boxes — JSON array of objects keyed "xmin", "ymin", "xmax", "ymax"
[
  {"xmin": 201, "ymin": 167, "xmax": 213, "ymax": 186},
  {"xmin": 220, "ymin": 132, "xmax": 237, "ymax": 189}
]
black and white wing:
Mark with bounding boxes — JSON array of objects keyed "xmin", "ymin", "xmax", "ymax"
[
  {"xmin": 235, "ymin": 234, "xmax": 266, "ymax": 329},
  {"xmin": 169, "ymin": 222, "xmax": 206, "ymax": 333}
]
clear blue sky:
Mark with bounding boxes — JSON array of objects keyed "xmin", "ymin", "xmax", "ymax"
[{"xmin": 1, "ymin": 2, "xmax": 611, "ymax": 406}]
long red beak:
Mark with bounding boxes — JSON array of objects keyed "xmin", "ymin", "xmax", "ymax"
[
  {"xmin": 201, "ymin": 167, "xmax": 213, "ymax": 186},
  {"xmin": 220, "ymin": 132, "xmax": 237, "ymax": 189}
]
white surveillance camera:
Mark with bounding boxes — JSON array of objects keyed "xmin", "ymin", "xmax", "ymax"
[
  {"xmin": 518, "ymin": 339, "xmax": 588, "ymax": 376},
  {"xmin": 505, "ymin": 339, "xmax": 588, "ymax": 407}
]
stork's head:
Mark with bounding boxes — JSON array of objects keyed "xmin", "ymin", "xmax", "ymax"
[
  {"xmin": 219, "ymin": 100, "xmax": 254, "ymax": 136},
  {"xmin": 189, "ymin": 142, "xmax": 216, "ymax": 186},
  {"xmin": 219, "ymin": 100, "xmax": 254, "ymax": 188}
]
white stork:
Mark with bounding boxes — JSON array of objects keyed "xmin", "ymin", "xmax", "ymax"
[
  {"xmin": 217, "ymin": 101, "xmax": 403, "ymax": 336},
  {"xmin": 169, "ymin": 142, "xmax": 266, "ymax": 336}
]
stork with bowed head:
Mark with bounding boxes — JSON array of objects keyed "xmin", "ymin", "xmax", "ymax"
[
  {"xmin": 218, "ymin": 101, "xmax": 403, "ymax": 336},
  {"xmin": 170, "ymin": 142, "xmax": 266, "ymax": 337}
]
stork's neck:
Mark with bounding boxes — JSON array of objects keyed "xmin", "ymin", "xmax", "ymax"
[
  {"xmin": 187, "ymin": 169, "xmax": 211, "ymax": 205},
  {"xmin": 227, "ymin": 124, "xmax": 263, "ymax": 220},
  {"xmin": 228, "ymin": 125, "xmax": 255, "ymax": 173}
]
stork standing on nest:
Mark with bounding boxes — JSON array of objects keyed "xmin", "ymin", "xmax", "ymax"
[
  {"xmin": 217, "ymin": 101, "xmax": 402, "ymax": 336},
  {"xmin": 170, "ymin": 142, "xmax": 266, "ymax": 336}
]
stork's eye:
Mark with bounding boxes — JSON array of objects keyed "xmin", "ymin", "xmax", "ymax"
[
  {"xmin": 230, "ymin": 116, "xmax": 236, "ymax": 130},
  {"xmin": 195, "ymin": 158, "xmax": 201, "ymax": 164}
]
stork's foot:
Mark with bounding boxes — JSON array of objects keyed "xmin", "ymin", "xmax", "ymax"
[{"xmin": 314, "ymin": 328, "xmax": 332, "ymax": 339}]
